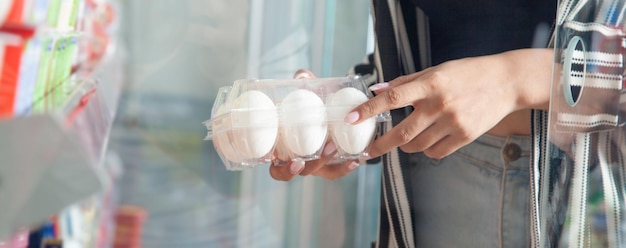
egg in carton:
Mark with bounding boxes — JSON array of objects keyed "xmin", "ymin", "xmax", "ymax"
[
  {"xmin": 205, "ymin": 86, "xmax": 279, "ymax": 170},
  {"xmin": 204, "ymin": 76, "xmax": 392, "ymax": 171}
]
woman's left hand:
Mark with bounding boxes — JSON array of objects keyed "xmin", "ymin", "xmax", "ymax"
[{"xmin": 347, "ymin": 49, "xmax": 553, "ymax": 159}]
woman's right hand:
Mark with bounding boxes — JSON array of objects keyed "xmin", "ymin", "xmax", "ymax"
[{"xmin": 349, "ymin": 49, "xmax": 553, "ymax": 159}]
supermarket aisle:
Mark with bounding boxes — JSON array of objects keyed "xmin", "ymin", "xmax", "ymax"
[{"xmin": 0, "ymin": 0, "xmax": 125, "ymax": 246}]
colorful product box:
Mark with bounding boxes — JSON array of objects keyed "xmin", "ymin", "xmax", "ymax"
[
  {"xmin": 1, "ymin": 0, "xmax": 26, "ymax": 25},
  {"xmin": 0, "ymin": 0, "xmax": 85, "ymax": 28},
  {"xmin": 31, "ymin": 37, "xmax": 54, "ymax": 113},
  {"xmin": 15, "ymin": 36, "xmax": 80, "ymax": 116},
  {"xmin": 13, "ymin": 37, "xmax": 42, "ymax": 115},
  {"xmin": 50, "ymin": 0, "xmax": 80, "ymax": 31},
  {"xmin": 1, "ymin": 0, "xmax": 60, "ymax": 27},
  {"xmin": 0, "ymin": 0, "xmax": 84, "ymax": 117},
  {"xmin": 0, "ymin": 33, "xmax": 25, "ymax": 118}
]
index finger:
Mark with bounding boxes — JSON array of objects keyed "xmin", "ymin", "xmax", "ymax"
[{"xmin": 345, "ymin": 79, "xmax": 427, "ymax": 125}]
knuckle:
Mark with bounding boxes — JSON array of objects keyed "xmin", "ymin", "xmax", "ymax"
[
  {"xmin": 443, "ymin": 113, "xmax": 464, "ymax": 130},
  {"xmin": 361, "ymin": 100, "xmax": 377, "ymax": 116},
  {"xmin": 455, "ymin": 128, "xmax": 474, "ymax": 143},
  {"xmin": 448, "ymin": 112, "xmax": 461, "ymax": 123},
  {"xmin": 439, "ymin": 98, "xmax": 452, "ymax": 110},
  {"xmin": 428, "ymin": 71, "xmax": 446, "ymax": 84},
  {"xmin": 421, "ymin": 73, "xmax": 445, "ymax": 95},
  {"xmin": 397, "ymin": 127, "xmax": 415, "ymax": 144},
  {"xmin": 430, "ymin": 97, "xmax": 449, "ymax": 114},
  {"xmin": 385, "ymin": 88, "xmax": 403, "ymax": 106}
]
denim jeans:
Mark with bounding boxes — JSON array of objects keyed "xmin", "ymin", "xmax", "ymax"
[{"xmin": 407, "ymin": 134, "xmax": 531, "ymax": 248}]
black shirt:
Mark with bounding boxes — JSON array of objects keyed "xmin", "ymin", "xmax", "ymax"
[{"xmin": 410, "ymin": 0, "xmax": 557, "ymax": 65}]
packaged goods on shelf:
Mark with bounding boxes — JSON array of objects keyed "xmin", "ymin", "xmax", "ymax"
[
  {"xmin": 0, "ymin": 229, "xmax": 28, "ymax": 248},
  {"xmin": 0, "ymin": 0, "xmax": 118, "ymax": 119},
  {"xmin": 0, "ymin": 30, "xmax": 28, "ymax": 118},
  {"xmin": 0, "ymin": 0, "xmax": 122, "ymax": 243},
  {"xmin": 0, "ymin": 0, "xmax": 83, "ymax": 29},
  {"xmin": 1, "ymin": 32, "xmax": 85, "ymax": 118}
]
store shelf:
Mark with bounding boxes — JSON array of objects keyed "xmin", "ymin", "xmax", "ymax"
[
  {"xmin": 0, "ymin": 78, "xmax": 116, "ymax": 240},
  {"xmin": 0, "ymin": 0, "xmax": 124, "ymax": 245}
]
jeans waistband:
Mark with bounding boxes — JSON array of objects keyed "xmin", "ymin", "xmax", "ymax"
[{"xmin": 455, "ymin": 133, "xmax": 532, "ymax": 171}]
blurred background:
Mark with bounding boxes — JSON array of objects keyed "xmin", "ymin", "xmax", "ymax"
[
  {"xmin": 110, "ymin": 0, "xmax": 379, "ymax": 247},
  {"xmin": 0, "ymin": 0, "xmax": 379, "ymax": 247},
  {"xmin": 7, "ymin": 1, "xmax": 626, "ymax": 247}
]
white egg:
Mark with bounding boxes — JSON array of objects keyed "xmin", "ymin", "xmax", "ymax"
[
  {"xmin": 327, "ymin": 87, "xmax": 376, "ymax": 155},
  {"xmin": 279, "ymin": 89, "xmax": 328, "ymax": 157},
  {"xmin": 212, "ymin": 104, "xmax": 244, "ymax": 163},
  {"xmin": 230, "ymin": 90, "xmax": 279, "ymax": 160}
]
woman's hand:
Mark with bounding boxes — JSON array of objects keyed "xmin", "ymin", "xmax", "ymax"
[
  {"xmin": 269, "ymin": 69, "xmax": 361, "ymax": 182},
  {"xmin": 348, "ymin": 49, "xmax": 553, "ymax": 159}
]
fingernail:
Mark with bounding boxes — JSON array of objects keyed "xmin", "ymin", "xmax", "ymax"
[
  {"xmin": 323, "ymin": 142, "xmax": 337, "ymax": 156},
  {"xmin": 348, "ymin": 162, "xmax": 360, "ymax": 171},
  {"xmin": 344, "ymin": 111, "xmax": 359, "ymax": 124},
  {"xmin": 368, "ymin": 82, "xmax": 389, "ymax": 91},
  {"xmin": 290, "ymin": 160, "xmax": 306, "ymax": 175}
]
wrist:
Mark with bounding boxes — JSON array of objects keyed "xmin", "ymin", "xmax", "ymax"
[{"xmin": 501, "ymin": 49, "xmax": 553, "ymax": 111}]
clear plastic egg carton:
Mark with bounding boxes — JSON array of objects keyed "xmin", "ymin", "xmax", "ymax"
[{"xmin": 203, "ymin": 76, "xmax": 391, "ymax": 171}]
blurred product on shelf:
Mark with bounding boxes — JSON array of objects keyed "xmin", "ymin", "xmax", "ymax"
[
  {"xmin": 40, "ymin": 239, "xmax": 63, "ymax": 248},
  {"xmin": 0, "ymin": 0, "xmax": 118, "ymax": 119},
  {"xmin": 112, "ymin": 205, "xmax": 147, "ymax": 248},
  {"xmin": 0, "ymin": 230, "xmax": 28, "ymax": 248},
  {"xmin": 26, "ymin": 221, "xmax": 56, "ymax": 248},
  {"xmin": 0, "ymin": 0, "xmax": 123, "ymax": 245},
  {"xmin": 0, "ymin": 0, "xmax": 79, "ymax": 118}
]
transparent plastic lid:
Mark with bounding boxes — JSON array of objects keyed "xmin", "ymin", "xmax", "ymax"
[{"xmin": 203, "ymin": 76, "xmax": 391, "ymax": 171}]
